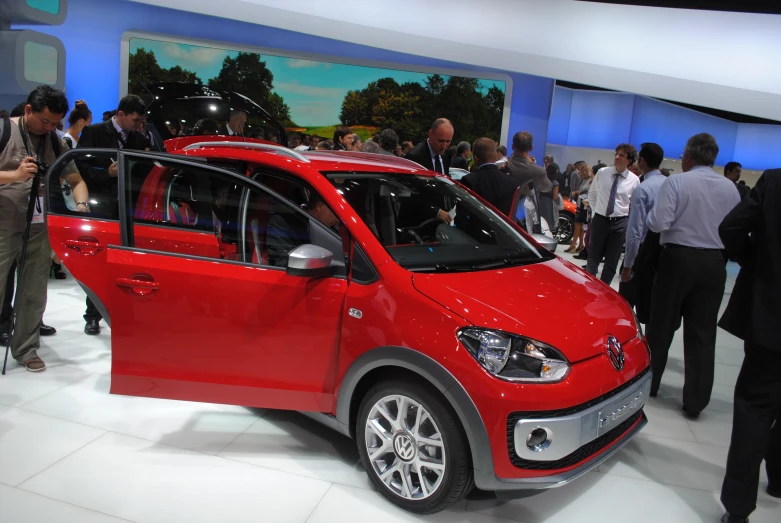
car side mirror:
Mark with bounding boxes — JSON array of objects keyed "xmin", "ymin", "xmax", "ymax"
[
  {"xmin": 286, "ymin": 244, "xmax": 335, "ymax": 278},
  {"xmin": 532, "ymin": 234, "xmax": 558, "ymax": 253}
]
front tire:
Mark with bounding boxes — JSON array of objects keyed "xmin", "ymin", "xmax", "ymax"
[{"xmin": 356, "ymin": 380, "xmax": 473, "ymax": 514}]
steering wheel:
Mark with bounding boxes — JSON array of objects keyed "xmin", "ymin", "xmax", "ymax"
[{"xmin": 400, "ymin": 217, "xmax": 445, "ymax": 244}]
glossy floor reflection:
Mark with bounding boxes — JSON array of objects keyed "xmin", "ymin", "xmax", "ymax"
[{"xmin": 0, "ymin": 258, "xmax": 779, "ymax": 523}]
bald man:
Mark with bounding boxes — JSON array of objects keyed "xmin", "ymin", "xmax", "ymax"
[
  {"xmin": 397, "ymin": 118, "xmax": 455, "ymax": 228},
  {"xmin": 404, "ymin": 118, "xmax": 454, "ymax": 175}
]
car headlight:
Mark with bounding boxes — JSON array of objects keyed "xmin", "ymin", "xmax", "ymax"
[
  {"xmin": 632, "ymin": 309, "xmax": 644, "ymax": 340},
  {"xmin": 457, "ymin": 328, "xmax": 570, "ymax": 383},
  {"xmin": 631, "ymin": 309, "xmax": 650, "ymax": 357}
]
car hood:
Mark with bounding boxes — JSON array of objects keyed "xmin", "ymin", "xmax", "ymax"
[{"xmin": 412, "ymin": 258, "xmax": 636, "ymax": 363}]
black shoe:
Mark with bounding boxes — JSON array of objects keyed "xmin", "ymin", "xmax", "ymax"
[
  {"xmin": 40, "ymin": 323, "xmax": 56, "ymax": 336},
  {"xmin": 682, "ymin": 405, "xmax": 700, "ymax": 420},
  {"xmin": 51, "ymin": 262, "xmax": 67, "ymax": 280},
  {"xmin": 721, "ymin": 512, "xmax": 749, "ymax": 523},
  {"xmin": 650, "ymin": 389, "xmax": 658, "ymax": 398},
  {"xmin": 85, "ymin": 319, "xmax": 101, "ymax": 335},
  {"xmin": 767, "ymin": 483, "xmax": 781, "ymax": 498},
  {"xmin": 575, "ymin": 250, "xmax": 589, "ymax": 260}
]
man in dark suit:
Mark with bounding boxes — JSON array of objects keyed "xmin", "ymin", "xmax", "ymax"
[
  {"xmin": 724, "ymin": 162, "xmax": 749, "ymax": 201},
  {"xmin": 267, "ymin": 194, "xmax": 339, "ymax": 267},
  {"xmin": 217, "ymin": 110, "xmax": 246, "ymax": 138},
  {"xmin": 450, "ymin": 141, "xmax": 471, "ymax": 170},
  {"xmin": 718, "ymin": 170, "xmax": 781, "ymax": 523},
  {"xmin": 459, "ymin": 138, "xmax": 519, "ymax": 217},
  {"xmin": 404, "ymin": 118, "xmax": 454, "ymax": 175},
  {"xmin": 398, "ymin": 119, "xmax": 455, "ymax": 228},
  {"xmin": 77, "ymin": 94, "xmax": 148, "ymax": 336}
]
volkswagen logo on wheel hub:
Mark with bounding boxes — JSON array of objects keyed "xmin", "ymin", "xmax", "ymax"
[
  {"xmin": 606, "ymin": 335, "xmax": 625, "ymax": 371},
  {"xmin": 393, "ymin": 431, "xmax": 417, "ymax": 462}
]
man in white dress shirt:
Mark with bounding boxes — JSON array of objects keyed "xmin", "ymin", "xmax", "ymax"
[
  {"xmin": 585, "ymin": 143, "xmax": 641, "ymax": 284},
  {"xmin": 645, "ymin": 133, "xmax": 741, "ymax": 418}
]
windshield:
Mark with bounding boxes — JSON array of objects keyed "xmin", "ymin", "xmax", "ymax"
[{"xmin": 327, "ymin": 173, "xmax": 553, "ymax": 273}]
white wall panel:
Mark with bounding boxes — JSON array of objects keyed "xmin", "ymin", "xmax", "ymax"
[{"xmin": 126, "ymin": 0, "xmax": 781, "ymax": 121}]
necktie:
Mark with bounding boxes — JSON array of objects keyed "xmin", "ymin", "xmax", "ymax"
[
  {"xmin": 605, "ymin": 173, "xmax": 620, "ymax": 217},
  {"xmin": 434, "ymin": 155, "xmax": 443, "ymax": 175}
]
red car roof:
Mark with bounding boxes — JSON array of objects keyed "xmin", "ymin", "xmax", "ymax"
[{"xmin": 166, "ymin": 137, "xmax": 434, "ymax": 176}]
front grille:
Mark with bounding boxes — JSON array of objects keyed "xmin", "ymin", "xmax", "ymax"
[
  {"xmin": 507, "ymin": 366, "xmax": 650, "ymax": 423},
  {"xmin": 508, "ymin": 410, "xmax": 643, "ymax": 470}
]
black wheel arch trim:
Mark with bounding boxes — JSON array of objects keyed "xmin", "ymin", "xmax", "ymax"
[
  {"xmin": 334, "ymin": 346, "xmax": 499, "ymax": 488},
  {"xmin": 78, "ymin": 282, "xmax": 111, "ymax": 327}
]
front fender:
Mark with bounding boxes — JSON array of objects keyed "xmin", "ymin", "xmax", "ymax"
[{"xmin": 335, "ymin": 346, "xmax": 499, "ymax": 489}]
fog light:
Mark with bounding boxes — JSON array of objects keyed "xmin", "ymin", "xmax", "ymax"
[{"xmin": 526, "ymin": 427, "xmax": 552, "ymax": 452}]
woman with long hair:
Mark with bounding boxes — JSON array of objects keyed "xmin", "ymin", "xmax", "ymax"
[{"xmin": 566, "ymin": 162, "xmax": 593, "ymax": 253}]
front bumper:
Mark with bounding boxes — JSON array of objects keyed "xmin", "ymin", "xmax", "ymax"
[
  {"xmin": 511, "ymin": 369, "xmax": 651, "ymax": 465},
  {"xmin": 475, "ymin": 368, "xmax": 651, "ymax": 492}
]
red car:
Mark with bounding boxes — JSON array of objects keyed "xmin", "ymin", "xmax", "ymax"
[{"xmin": 45, "ymin": 138, "xmax": 651, "ymax": 514}]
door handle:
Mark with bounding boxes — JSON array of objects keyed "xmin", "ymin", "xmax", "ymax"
[
  {"xmin": 116, "ymin": 276, "xmax": 160, "ymax": 297},
  {"xmin": 65, "ymin": 238, "xmax": 104, "ymax": 256}
]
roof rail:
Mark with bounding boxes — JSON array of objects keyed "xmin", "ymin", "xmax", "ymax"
[{"xmin": 182, "ymin": 141, "xmax": 310, "ymax": 163}]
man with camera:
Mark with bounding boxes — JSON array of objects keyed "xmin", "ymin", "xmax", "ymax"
[{"xmin": 0, "ymin": 86, "xmax": 89, "ymax": 372}]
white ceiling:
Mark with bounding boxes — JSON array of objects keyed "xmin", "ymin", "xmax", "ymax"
[{"xmin": 127, "ymin": 0, "xmax": 781, "ymax": 121}]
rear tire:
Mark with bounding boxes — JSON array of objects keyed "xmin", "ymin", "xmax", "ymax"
[{"xmin": 356, "ymin": 380, "xmax": 473, "ymax": 514}]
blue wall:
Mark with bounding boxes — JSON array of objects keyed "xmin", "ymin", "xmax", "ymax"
[
  {"xmin": 13, "ymin": 0, "xmax": 555, "ymax": 149},
  {"xmin": 568, "ymin": 91, "xmax": 635, "ymax": 150},
  {"xmin": 547, "ymin": 87, "xmax": 572, "ymax": 146},
  {"xmin": 735, "ymin": 124, "xmax": 781, "ymax": 171},
  {"xmin": 548, "ymin": 85, "xmax": 779, "ymax": 170},
  {"xmin": 629, "ymin": 96, "xmax": 737, "ymax": 166}
]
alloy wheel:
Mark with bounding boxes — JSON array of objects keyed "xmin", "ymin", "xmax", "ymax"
[
  {"xmin": 364, "ymin": 394, "xmax": 446, "ymax": 500},
  {"xmin": 555, "ymin": 215, "xmax": 574, "ymax": 244}
]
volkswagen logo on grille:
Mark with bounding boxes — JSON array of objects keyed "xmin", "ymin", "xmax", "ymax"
[
  {"xmin": 606, "ymin": 335, "xmax": 625, "ymax": 371},
  {"xmin": 393, "ymin": 432, "xmax": 417, "ymax": 462}
]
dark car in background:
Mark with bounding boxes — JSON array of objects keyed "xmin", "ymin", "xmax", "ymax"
[{"xmin": 137, "ymin": 82, "xmax": 288, "ymax": 145}]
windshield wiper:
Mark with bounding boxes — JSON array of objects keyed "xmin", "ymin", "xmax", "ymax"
[
  {"xmin": 470, "ymin": 257, "xmax": 542, "ymax": 270},
  {"xmin": 407, "ymin": 264, "xmax": 470, "ymax": 273}
]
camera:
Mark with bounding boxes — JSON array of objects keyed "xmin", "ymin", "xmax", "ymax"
[{"xmin": 33, "ymin": 160, "xmax": 50, "ymax": 178}]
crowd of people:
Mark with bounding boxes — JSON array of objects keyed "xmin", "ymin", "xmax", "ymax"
[{"xmin": 0, "ymin": 84, "xmax": 779, "ymax": 523}]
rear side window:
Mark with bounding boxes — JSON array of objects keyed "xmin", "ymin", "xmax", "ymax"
[{"xmin": 121, "ymin": 154, "xmax": 343, "ymax": 274}]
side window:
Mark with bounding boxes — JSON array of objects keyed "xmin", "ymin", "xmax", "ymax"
[
  {"xmin": 245, "ymin": 189, "xmax": 310, "ymax": 267},
  {"xmin": 125, "ymin": 156, "xmax": 244, "ymax": 261},
  {"xmin": 351, "ymin": 243, "xmax": 377, "ymax": 284},
  {"xmin": 47, "ymin": 149, "xmax": 120, "ymax": 220},
  {"xmin": 251, "ymin": 169, "xmax": 310, "ymax": 209},
  {"xmin": 122, "ymin": 154, "xmax": 344, "ymax": 276}
]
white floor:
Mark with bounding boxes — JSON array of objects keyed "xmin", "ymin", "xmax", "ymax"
[{"xmin": 1, "ymin": 254, "xmax": 779, "ymax": 523}]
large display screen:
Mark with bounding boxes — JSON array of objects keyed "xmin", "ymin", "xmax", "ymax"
[{"xmin": 125, "ymin": 35, "xmax": 509, "ymax": 144}]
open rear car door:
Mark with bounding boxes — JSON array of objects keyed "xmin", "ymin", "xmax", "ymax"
[{"xmin": 46, "ymin": 148, "xmax": 348, "ymax": 412}]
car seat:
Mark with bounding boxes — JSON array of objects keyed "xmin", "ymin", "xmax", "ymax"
[{"xmin": 168, "ymin": 176, "xmax": 198, "ymax": 226}]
